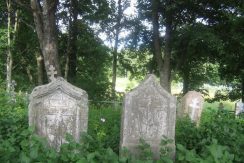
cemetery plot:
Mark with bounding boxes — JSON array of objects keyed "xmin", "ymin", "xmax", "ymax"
[
  {"xmin": 120, "ymin": 74, "xmax": 176, "ymax": 159},
  {"xmin": 178, "ymin": 91, "xmax": 204, "ymax": 125},
  {"xmin": 29, "ymin": 77, "xmax": 88, "ymax": 149}
]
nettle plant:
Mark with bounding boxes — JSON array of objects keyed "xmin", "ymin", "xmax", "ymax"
[
  {"xmin": 176, "ymin": 109, "xmax": 244, "ymax": 163},
  {"xmin": 1, "ymin": 128, "xmax": 175, "ymax": 163},
  {"xmin": 0, "ymin": 90, "xmax": 243, "ymax": 162}
]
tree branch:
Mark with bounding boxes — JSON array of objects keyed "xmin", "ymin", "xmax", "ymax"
[
  {"xmin": 13, "ymin": 0, "xmax": 32, "ymax": 12},
  {"xmin": 31, "ymin": 0, "xmax": 44, "ymax": 48},
  {"xmin": 19, "ymin": 18, "xmax": 35, "ymax": 31}
]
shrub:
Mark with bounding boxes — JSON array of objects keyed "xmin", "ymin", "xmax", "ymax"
[
  {"xmin": 88, "ymin": 106, "xmax": 121, "ymax": 153},
  {"xmin": 177, "ymin": 139, "xmax": 234, "ymax": 163},
  {"xmin": 0, "ymin": 91, "xmax": 243, "ymax": 162},
  {"xmin": 0, "ymin": 91, "xmax": 28, "ymax": 142},
  {"xmin": 176, "ymin": 108, "xmax": 244, "ymax": 162}
]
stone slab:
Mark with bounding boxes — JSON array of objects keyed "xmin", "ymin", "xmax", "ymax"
[
  {"xmin": 120, "ymin": 74, "xmax": 176, "ymax": 159},
  {"xmin": 29, "ymin": 77, "xmax": 88, "ymax": 149}
]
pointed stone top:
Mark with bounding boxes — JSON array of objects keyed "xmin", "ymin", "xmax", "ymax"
[
  {"xmin": 30, "ymin": 77, "xmax": 87, "ymax": 100},
  {"xmin": 128, "ymin": 74, "xmax": 174, "ymax": 98},
  {"xmin": 184, "ymin": 91, "xmax": 203, "ymax": 98}
]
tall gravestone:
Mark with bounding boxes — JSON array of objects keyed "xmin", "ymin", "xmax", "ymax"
[
  {"xmin": 235, "ymin": 100, "xmax": 244, "ymax": 116},
  {"xmin": 178, "ymin": 91, "xmax": 204, "ymax": 124},
  {"xmin": 120, "ymin": 74, "xmax": 176, "ymax": 159},
  {"xmin": 29, "ymin": 66, "xmax": 88, "ymax": 149}
]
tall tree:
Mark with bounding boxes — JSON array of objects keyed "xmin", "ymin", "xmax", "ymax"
[
  {"xmin": 160, "ymin": 0, "xmax": 173, "ymax": 92},
  {"xmin": 31, "ymin": 0, "xmax": 61, "ymax": 79},
  {"xmin": 98, "ymin": 0, "xmax": 130, "ymax": 99},
  {"xmin": 6, "ymin": 0, "xmax": 19, "ymax": 92},
  {"xmin": 151, "ymin": 0, "xmax": 173, "ymax": 92},
  {"xmin": 6, "ymin": 0, "xmax": 12, "ymax": 92},
  {"xmin": 60, "ymin": 0, "xmax": 110, "ymax": 83},
  {"xmin": 64, "ymin": 0, "xmax": 78, "ymax": 81},
  {"xmin": 112, "ymin": 0, "xmax": 122, "ymax": 99}
]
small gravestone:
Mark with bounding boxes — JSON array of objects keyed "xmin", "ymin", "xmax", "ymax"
[
  {"xmin": 120, "ymin": 74, "xmax": 176, "ymax": 159},
  {"xmin": 29, "ymin": 66, "xmax": 88, "ymax": 149},
  {"xmin": 218, "ymin": 102, "xmax": 224, "ymax": 111},
  {"xmin": 178, "ymin": 91, "xmax": 204, "ymax": 124},
  {"xmin": 235, "ymin": 100, "xmax": 244, "ymax": 116}
]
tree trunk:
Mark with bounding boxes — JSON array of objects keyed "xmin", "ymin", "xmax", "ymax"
[
  {"xmin": 6, "ymin": 0, "xmax": 12, "ymax": 92},
  {"xmin": 26, "ymin": 66, "xmax": 33, "ymax": 84},
  {"xmin": 64, "ymin": 54, "xmax": 69, "ymax": 80},
  {"xmin": 31, "ymin": 0, "xmax": 61, "ymax": 80},
  {"xmin": 65, "ymin": 0, "xmax": 78, "ymax": 82},
  {"xmin": 183, "ymin": 70, "xmax": 190, "ymax": 94},
  {"xmin": 112, "ymin": 0, "xmax": 122, "ymax": 99},
  {"xmin": 152, "ymin": 0, "xmax": 166, "ymax": 89},
  {"xmin": 241, "ymin": 75, "xmax": 244, "ymax": 102},
  {"xmin": 6, "ymin": 0, "xmax": 19, "ymax": 92},
  {"xmin": 162, "ymin": 16, "xmax": 172, "ymax": 93},
  {"xmin": 36, "ymin": 52, "xmax": 44, "ymax": 85},
  {"xmin": 161, "ymin": 0, "xmax": 173, "ymax": 93}
]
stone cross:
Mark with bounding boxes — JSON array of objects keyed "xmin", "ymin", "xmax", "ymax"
[
  {"xmin": 235, "ymin": 101, "xmax": 244, "ymax": 116},
  {"xmin": 189, "ymin": 98, "xmax": 200, "ymax": 120},
  {"xmin": 47, "ymin": 65, "xmax": 57, "ymax": 82},
  {"xmin": 178, "ymin": 91, "xmax": 204, "ymax": 125}
]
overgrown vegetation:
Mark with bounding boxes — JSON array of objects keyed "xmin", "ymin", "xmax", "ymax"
[
  {"xmin": 0, "ymin": 92, "xmax": 243, "ymax": 162},
  {"xmin": 176, "ymin": 108, "xmax": 244, "ymax": 162}
]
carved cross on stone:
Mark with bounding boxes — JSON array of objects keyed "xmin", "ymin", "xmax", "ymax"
[
  {"xmin": 189, "ymin": 98, "xmax": 200, "ymax": 120},
  {"xmin": 47, "ymin": 65, "xmax": 57, "ymax": 82}
]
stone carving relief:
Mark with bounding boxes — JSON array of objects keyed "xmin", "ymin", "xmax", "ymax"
[
  {"xmin": 120, "ymin": 74, "xmax": 176, "ymax": 159},
  {"xmin": 29, "ymin": 77, "xmax": 88, "ymax": 150}
]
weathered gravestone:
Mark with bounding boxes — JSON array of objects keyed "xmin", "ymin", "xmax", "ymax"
[
  {"xmin": 178, "ymin": 91, "xmax": 204, "ymax": 124},
  {"xmin": 29, "ymin": 69, "xmax": 88, "ymax": 150},
  {"xmin": 120, "ymin": 74, "xmax": 176, "ymax": 159},
  {"xmin": 235, "ymin": 100, "xmax": 244, "ymax": 116}
]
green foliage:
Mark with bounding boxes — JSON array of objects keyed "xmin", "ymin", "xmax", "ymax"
[
  {"xmin": 159, "ymin": 137, "xmax": 174, "ymax": 163},
  {"xmin": 176, "ymin": 117, "xmax": 200, "ymax": 150},
  {"xmin": 118, "ymin": 49, "xmax": 153, "ymax": 80},
  {"xmin": 59, "ymin": 23, "xmax": 112, "ymax": 101},
  {"xmin": 199, "ymin": 111, "xmax": 244, "ymax": 162},
  {"xmin": 88, "ymin": 107, "xmax": 121, "ymax": 153},
  {"xmin": 0, "ymin": 127, "xmax": 174, "ymax": 162},
  {"xmin": 176, "ymin": 109, "xmax": 244, "ymax": 162},
  {"xmin": 0, "ymin": 92, "xmax": 243, "ymax": 162},
  {"xmin": 138, "ymin": 138, "xmax": 153, "ymax": 160},
  {"xmin": 0, "ymin": 28, "xmax": 7, "ymax": 79},
  {"xmin": 173, "ymin": 23, "xmax": 224, "ymax": 91},
  {"xmin": 0, "ymin": 91, "xmax": 28, "ymax": 141},
  {"xmin": 177, "ymin": 139, "xmax": 234, "ymax": 163},
  {"xmin": 1, "ymin": 127, "xmax": 121, "ymax": 163},
  {"xmin": 12, "ymin": 17, "xmax": 39, "ymax": 91}
]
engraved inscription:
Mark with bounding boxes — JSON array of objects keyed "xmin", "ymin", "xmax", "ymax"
[
  {"xmin": 127, "ymin": 95, "xmax": 167, "ymax": 141},
  {"xmin": 120, "ymin": 74, "xmax": 176, "ymax": 159},
  {"xmin": 42, "ymin": 91, "xmax": 76, "ymax": 148},
  {"xmin": 29, "ymin": 77, "xmax": 88, "ymax": 150}
]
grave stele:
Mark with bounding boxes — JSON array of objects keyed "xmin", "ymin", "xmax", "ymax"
[
  {"xmin": 29, "ymin": 67, "xmax": 88, "ymax": 149},
  {"xmin": 235, "ymin": 100, "xmax": 244, "ymax": 116},
  {"xmin": 178, "ymin": 91, "xmax": 204, "ymax": 125},
  {"xmin": 120, "ymin": 74, "xmax": 176, "ymax": 159}
]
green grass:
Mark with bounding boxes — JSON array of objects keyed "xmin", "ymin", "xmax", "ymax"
[{"xmin": 203, "ymin": 100, "xmax": 235, "ymax": 111}]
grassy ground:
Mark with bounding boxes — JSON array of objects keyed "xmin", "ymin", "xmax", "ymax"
[{"xmin": 203, "ymin": 101, "xmax": 235, "ymax": 111}]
